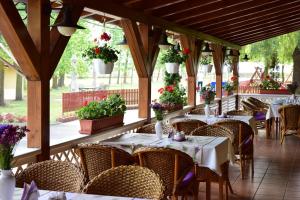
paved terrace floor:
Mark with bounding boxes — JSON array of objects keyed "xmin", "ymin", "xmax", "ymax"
[{"xmin": 202, "ymin": 129, "xmax": 300, "ymax": 200}]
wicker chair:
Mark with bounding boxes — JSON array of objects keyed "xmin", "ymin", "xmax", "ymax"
[
  {"xmin": 189, "ymin": 107, "xmax": 216, "ymax": 115},
  {"xmin": 278, "ymin": 105, "xmax": 300, "ymax": 144},
  {"xmin": 213, "ymin": 120, "xmax": 254, "ymax": 179},
  {"xmin": 190, "ymin": 125, "xmax": 234, "ymax": 200},
  {"xmin": 83, "ymin": 165, "xmax": 165, "ymax": 199},
  {"xmin": 247, "ymin": 97, "xmax": 269, "ymax": 109},
  {"xmin": 16, "ymin": 160, "xmax": 84, "ymax": 193},
  {"xmin": 227, "ymin": 110, "xmax": 252, "ymax": 116},
  {"xmin": 136, "ymin": 123, "xmax": 173, "ymax": 134},
  {"xmin": 241, "ymin": 100, "xmax": 267, "ymax": 128},
  {"xmin": 133, "ymin": 147, "xmax": 198, "ymax": 200},
  {"xmin": 75, "ymin": 144, "xmax": 134, "ymax": 182},
  {"xmin": 171, "ymin": 119, "xmax": 207, "ymax": 135}
]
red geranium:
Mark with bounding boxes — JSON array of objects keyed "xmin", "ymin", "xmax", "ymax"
[
  {"xmin": 83, "ymin": 100, "xmax": 88, "ymax": 106},
  {"xmin": 165, "ymin": 85, "xmax": 174, "ymax": 92},
  {"xmin": 100, "ymin": 32, "xmax": 111, "ymax": 41},
  {"xmin": 158, "ymin": 88, "xmax": 164, "ymax": 94},
  {"xmin": 94, "ymin": 47, "xmax": 101, "ymax": 55},
  {"xmin": 231, "ymin": 76, "xmax": 237, "ymax": 81},
  {"xmin": 183, "ymin": 48, "xmax": 191, "ymax": 55}
]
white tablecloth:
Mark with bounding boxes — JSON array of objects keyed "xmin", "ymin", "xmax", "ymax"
[
  {"xmin": 14, "ymin": 188, "xmax": 142, "ymax": 200},
  {"xmin": 266, "ymin": 98, "xmax": 300, "ymax": 119},
  {"xmin": 169, "ymin": 114, "xmax": 258, "ymax": 135},
  {"xmin": 101, "ymin": 133, "xmax": 232, "ymax": 175}
]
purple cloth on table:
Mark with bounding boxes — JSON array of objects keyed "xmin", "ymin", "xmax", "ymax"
[
  {"xmin": 254, "ymin": 112, "xmax": 266, "ymax": 121},
  {"xmin": 180, "ymin": 171, "xmax": 195, "ymax": 187}
]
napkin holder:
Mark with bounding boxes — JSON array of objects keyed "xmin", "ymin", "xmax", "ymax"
[{"xmin": 21, "ymin": 181, "xmax": 40, "ymax": 200}]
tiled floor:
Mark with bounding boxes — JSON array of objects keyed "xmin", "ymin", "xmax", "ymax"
[{"xmin": 198, "ymin": 129, "xmax": 300, "ymax": 200}]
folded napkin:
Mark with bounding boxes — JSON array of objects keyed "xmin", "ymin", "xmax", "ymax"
[{"xmin": 21, "ymin": 181, "xmax": 40, "ymax": 200}]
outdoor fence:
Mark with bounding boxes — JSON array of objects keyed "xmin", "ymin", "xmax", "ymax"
[
  {"xmin": 62, "ymin": 89, "xmax": 139, "ymax": 114},
  {"xmin": 239, "ymin": 85, "xmax": 260, "ymax": 94}
]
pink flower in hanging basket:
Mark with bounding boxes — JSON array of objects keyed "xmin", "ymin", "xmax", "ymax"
[{"xmin": 100, "ymin": 32, "xmax": 111, "ymax": 41}]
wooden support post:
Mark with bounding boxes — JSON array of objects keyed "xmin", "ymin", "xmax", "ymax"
[
  {"xmin": 212, "ymin": 44, "xmax": 226, "ymax": 99},
  {"xmin": 138, "ymin": 78, "xmax": 151, "ymax": 121},
  {"xmin": 232, "ymin": 50, "xmax": 240, "ymax": 94}
]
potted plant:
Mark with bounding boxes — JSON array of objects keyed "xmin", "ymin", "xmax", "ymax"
[
  {"xmin": 158, "ymin": 72, "xmax": 187, "ymax": 112},
  {"xmin": 161, "ymin": 46, "xmax": 190, "ymax": 73},
  {"xmin": 76, "ymin": 94, "xmax": 127, "ymax": 134},
  {"xmin": 200, "ymin": 85, "xmax": 216, "ymax": 117},
  {"xmin": 223, "ymin": 76, "xmax": 238, "ymax": 96},
  {"xmin": 83, "ymin": 32, "xmax": 120, "ymax": 74},
  {"xmin": 0, "ymin": 125, "xmax": 27, "ymax": 200},
  {"xmin": 200, "ymin": 55, "xmax": 213, "ymax": 73},
  {"xmin": 259, "ymin": 75, "xmax": 289, "ymax": 94},
  {"xmin": 150, "ymin": 100, "xmax": 165, "ymax": 139}
]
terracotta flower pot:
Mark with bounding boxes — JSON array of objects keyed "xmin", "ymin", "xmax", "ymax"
[
  {"xmin": 79, "ymin": 114, "xmax": 124, "ymax": 135},
  {"xmin": 258, "ymin": 89, "xmax": 289, "ymax": 95}
]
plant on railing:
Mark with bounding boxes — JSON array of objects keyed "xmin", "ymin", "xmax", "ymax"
[
  {"xmin": 76, "ymin": 94, "xmax": 127, "ymax": 134},
  {"xmin": 223, "ymin": 76, "xmax": 238, "ymax": 93},
  {"xmin": 200, "ymin": 85, "xmax": 216, "ymax": 104},
  {"xmin": 287, "ymin": 81, "xmax": 298, "ymax": 94},
  {"xmin": 0, "ymin": 125, "xmax": 27, "ymax": 169},
  {"xmin": 0, "ymin": 114, "xmax": 27, "ymax": 123},
  {"xmin": 259, "ymin": 76, "xmax": 281, "ymax": 90},
  {"xmin": 158, "ymin": 72, "xmax": 187, "ymax": 111}
]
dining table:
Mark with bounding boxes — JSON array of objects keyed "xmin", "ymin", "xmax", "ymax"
[
  {"xmin": 13, "ymin": 187, "xmax": 145, "ymax": 200},
  {"xmin": 101, "ymin": 133, "xmax": 233, "ymax": 175},
  {"xmin": 169, "ymin": 114, "xmax": 258, "ymax": 135}
]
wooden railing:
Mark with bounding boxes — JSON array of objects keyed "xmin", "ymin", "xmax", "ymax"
[{"xmin": 239, "ymin": 85, "xmax": 260, "ymax": 94}]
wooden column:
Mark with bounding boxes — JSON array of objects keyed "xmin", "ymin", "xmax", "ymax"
[
  {"xmin": 212, "ymin": 44, "xmax": 226, "ymax": 99},
  {"xmin": 121, "ymin": 19, "xmax": 161, "ymax": 121},
  {"xmin": 180, "ymin": 35, "xmax": 202, "ymax": 107},
  {"xmin": 232, "ymin": 50, "xmax": 240, "ymax": 94}
]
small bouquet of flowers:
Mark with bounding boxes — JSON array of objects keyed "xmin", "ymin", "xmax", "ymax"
[
  {"xmin": 150, "ymin": 100, "xmax": 165, "ymax": 121},
  {"xmin": 200, "ymin": 85, "xmax": 216, "ymax": 104},
  {"xmin": 223, "ymin": 76, "xmax": 238, "ymax": 93},
  {"xmin": 0, "ymin": 125, "xmax": 27, "ymax": 169}
]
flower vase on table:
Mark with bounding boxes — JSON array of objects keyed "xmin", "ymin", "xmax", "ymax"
[
  {"xmin": 200, "ymin": 85, "xmax": 216, "ymax": 118},
  {"xmin": 0, "ymin": 125, "xmax": 27, "ymax": 200},
  {"xmin": 151, "ymin": 101, "xmax": 165, "ymax": 139},
  {"xmin": 204, "ymin": 104, "xmax": 210, "ymax": 118}
]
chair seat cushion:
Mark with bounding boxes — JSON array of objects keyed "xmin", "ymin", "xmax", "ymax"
[
  {"xmin": 180, "ymin": 171, "xmax": 195, "ymax": 187},
  {"xmin": 254, "ymin": 112, "xmax": 266, "ymax": 121}
]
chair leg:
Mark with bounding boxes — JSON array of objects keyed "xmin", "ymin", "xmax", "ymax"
[
  {"xmin": 206, "ymin": 181, "xmax": 211, "ymax": 200},
  {"xmin": 219, "ymin": 179, "xmax": 224, "ymax": 200},
  {"xmin": 240, "ymin": 159, "xmax": 245, "ymax": 179},
  {"xmin": 227, "ymin": 177, "xmax": 234, "ymax": 194},
  {"xmin": 251, "ymin": 158, "xmax": 254, "ymax": 178},
  {"xmin": 225, "ymin": 181, "xmax": 228, "ymax": 200},
  {"xmin": 280, "ymin": 131, "xmax": 285, "ymax": 144}
]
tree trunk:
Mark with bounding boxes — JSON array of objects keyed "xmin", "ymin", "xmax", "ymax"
[
  {"xmin": 0, "ymin": 62, "xmax": 4, "ymax": 106},
  {"xmin": 109, "ymin": 73, "xmax": 112, "ymax": 84},
  {"xmin": 130, "ymin": 66, "xmax": 134, "ymax": 84},
  {"xmin": 156, "ymin": 68, "xmax": 161, "ymax": 81},
  {"xmin": 281, "ymin": 65, "xmax": 285, "ymax": 82},
  {"xmin": 52, "ymin": 75, "xmax": 58, "ymax": 89},
  {"xmin": 123, "ymin": 52, "xmax": 129, "ymax": 84},
  {"xmin": 15, "ymin": 73, "xmax": 23, "ymax": 100},
  {"xmin": 293, "ymin": 47, "xmax": 300, "ymax": 94},
  {"xmin": 58, "ymin": 74, "xmax": 65, "ymax": 87},
  {"xmin": 117, "ymin": 62, "xmax": 121, "ymax": 84}
]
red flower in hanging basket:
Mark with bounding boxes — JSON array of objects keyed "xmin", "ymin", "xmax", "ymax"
[
  {"xmin": 183, "ymin": 48, "xmax": 191, "ymax": 55},
  {"xmin": 100, "ymin": 32, "xmax": 111, "ymax": 41},
  {"xmin": 83, "ymin": 100, "xmax": 88, "ymax": 106},
  {"xmin": 231, "ymin": 76, "xmax": 237, "ymax": 81},
  {"xmin": 94, "ymin": 47, "xmax": 101, "ymax": 55},
  {"xmin": 165, "ymin": 85, "xmax": 174, "ymax": 92},
  {"xmin": 158, "ymin": 88, "xmax": 164, "ymax": 94}
]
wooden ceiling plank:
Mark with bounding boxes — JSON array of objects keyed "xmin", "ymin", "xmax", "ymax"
[
  {"xmin": 150, "ymin": 0, "xmax": 222, "ymax": 17},
  {"xmin": 219, "ymin": 17, "xmax": 300, "ymax": 39},
  {"xmin": 225, "ymin": 22, "xmax": 300, "ymax": 41},
  {"xmin": 188, "ymin": 0, "xmax": 300, "ymax": 28},
  {"xmin": 49, "ymin": 2, "xmax": 84, "ymax": 78},
  {"xmin": 170, "ymin": 0, "xmax": 281, "ymax": 24},
  {"xmin": 206, "ymin": 5, "xmax": 300, "ymax": 34},
  {"xmin": 211, "ymin": 9, "xmax": 300, "ymax": 35},
  {"xmin": 85, "ymin": 0, "xmax": 241, "ymax": 50},
  {"xmin": 0, "ymin": 0, "xmax": 40, "ymax": 80}
]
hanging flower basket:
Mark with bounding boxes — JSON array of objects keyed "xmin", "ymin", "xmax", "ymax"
[
  {"xmin": 165, "ymin": 63, "xmax": 180, "ymax": 74},
  {"xmin": 203, "ymin": 64, "xmax": 213, "ymax": 73},
  {"xmin": 79, "ymin": 115, "xmax": 124, "ymax": 135},
  {"xmin": 93, "ymin": 59, "xmax": 114, "ymax": 74}
]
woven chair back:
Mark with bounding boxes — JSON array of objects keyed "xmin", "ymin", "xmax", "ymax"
[
  {"xmin": 172, "ymin": 119, "xmax": 207, "ymax": 135},
  {"xmin": 189, "ymin": 107, "xmax": 205, "ymax": 114},
  {"xmin": 133, "ymin": 147, "xmax": 194, "ymax": 196},
  {"xmin": 83, "ymin": 165, "xmax": 165, "ymax": 199},
  {"xmin": 241, "ymin": 100, "xmax": 257, "ymax": 111},
  {"xmin": 279, "ymin": 105, "xmax": 300, "ymax": 131},
  {"xmin": 136, "ymin": 123, "xmax": 173, "ymax": 134},
  {"xmin": 16, "ymin": 160, "xmax": 84, "ymax": 192},
  {"xmin": 213, "ymin": 120, "xmax": 254, "ymax": 154},
  {"xmin": 247, "ymin": 97, "xmax": 269, "ymax": 109},
  {"xmin": 227, "ymin": 110, "xmax": 252, "ymax": 116},
  {"xmin": 75, "ymin": 144, "xmax": 134, "ymax": 182},
  {"xmin": 190, "ymin": 125, "xmax": 234, "ymax": 143}
]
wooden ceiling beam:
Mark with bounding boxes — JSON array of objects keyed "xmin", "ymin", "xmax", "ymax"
[
  {"xmin": 150, "ymin": 0, "xmax": 221, "ymax": 17},
  {"xmin": 219, "ymin": 17, "xmax": 300, "ymax": 39},
  {"xmin": 211, "ymin": 9, "xmax": 300, "ymax": 35},
  {"xmin": 205, "ymin": 4, "xmax": 300, "ymax": 33},
  {"xmin": 188, "ymin": 0, "xmax": 300, "ymax": 28},
  {"xmin": 84, "ymin": 0, "xmax": 241, "ymax": 50},
  {"xmin": 225, "ymin": 22, "xmax": 300, "ymax": 41},
  {"xmin": 234, "ymin": 27, "xmax": 300, "ymax": 45},
  {"xmin": 171, "ymin": 0, "xmax": 281, "ymax": 24}
]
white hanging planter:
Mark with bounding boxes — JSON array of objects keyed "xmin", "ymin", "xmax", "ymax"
[
  {"xmin": 165, "ymin": 63, "xmax": 180, "ymax": 74},
  {"xmin": 203, "ymin": 64, "xmax": 213, "ymax": 73},
  {"xmin": 93, "ymin": 59, "xmax": 114, "ymax": 74}
]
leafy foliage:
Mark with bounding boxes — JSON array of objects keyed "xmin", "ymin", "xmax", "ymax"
[
  {"xmin": 200, "ymin": 55, "xmax": 212, "ymax": 65},
  {"xmin": 83, "ymin": 43, "xmax": 120, "ymax": 63},
  {"xmin": 259, "ymin": 78, "xmax": 281, "ymax": 90},
  {"xmin": 76, "ymin": 94, "xmax": 126, "ymax": 120},
  {"xmin": 161, "ymin": 46, "xmax": 189, "ymax": 64},
  {"xmin": 200, "ymin": 86, "xmax": 216, "ymax": 104},
  {"xmin": 163, "ymin": 71, "xmax": 181, "ymax": 85}
]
